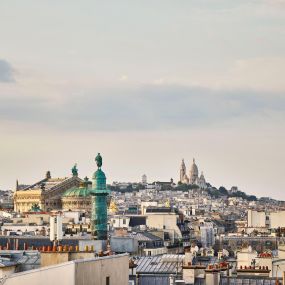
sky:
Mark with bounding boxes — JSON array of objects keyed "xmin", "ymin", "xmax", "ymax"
[{"xmin": 0, "ymin": 0, "xmax": 285, "ymax": 199}]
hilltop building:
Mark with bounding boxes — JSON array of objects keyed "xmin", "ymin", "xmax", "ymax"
[
  {"xmin": 142, "ymin": 174, "xmax": 147, "ymax": 185},
  {"xmin": 179, "ymin": 158, "xmax": 207, "ymax": 189}
]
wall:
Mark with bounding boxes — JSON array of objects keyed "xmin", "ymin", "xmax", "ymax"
[
  {"xmin": 24, "ymin": 214, "xmax": 50, "ymax": 224},
  {"xmin": 41, "ymin": 252, "xmax": 95, "ymax": 267},
  {"xmin": 141, "ymin": 202, "xmax": 158, "ymax": 215},
  {"xmin": 255, "ymin": 257, "xmax": 273, "ymax": 277},
  {"xmin": 278, "ymin": 244, "xmax": 285, "ymax": 259},
  {"xmin": 247, "ymin": 210, "xmax": 266, "ymax": 228},
  {"xmin": 110, "ymin": 236, "xmax": 138, "ymax": 253},
  {"xmin": 200, "ymin": 226, "xmax": 215, "ymax": 247},
  {"xmin": 63, "ymin": 211, "xmax": 80, "ymax": 224},
  {"xmin": 111, "ymin": 216, "xmax": 130, "ymax": 228},
  {"xmin": 237, "ymin": 250, "xmax": 257, "ymax": 268},
  {"xmin": 248, "ymin": 210, "xmax": 285, "ymax": 229},
  {"xmin": 146, "ymin": 213, "xmax": 182, "ymax": 241},
  {"xmin": 2, "ymin": 225, "xmax": 48, "ymax": 233},
  {"xmin": 78, "ymin": 240, "xmax": 106, "ymax": 252},
  {"xmin": 4, "ymin": 262, "xmax": 76, "ymax": 285},
  {"xmin": 183, "ymin": 268, "xmax": 195, "ymax": 284},
  {"xmin": 143, "ymin": 247, "xmax": 167, "ymax": 256},
  {"xmin": 0, "ymin": 266, "xmax": 16, "ymax": 279},
  {"xmin": 269, "ymin": 211, "xmax": 285, "ymax": 229},
  {"xmin": 205, "ymin": 271, "xmax": 220, "ymax": 285},
  {"xmin": 4, "ymin": 254, "xmax": 129, "ymax": 285},
  {"xmin": 75, "ymin": 254, "xmax": 129, "ymax": 285}
]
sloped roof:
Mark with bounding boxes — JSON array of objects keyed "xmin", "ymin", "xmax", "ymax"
[
  {"xmin": 134, "ymin": 255, "xmax": 184, "ymax": 274},
  {"xmin": 62, "ymin": 186, "xmax": 90, "ymax": 198}
]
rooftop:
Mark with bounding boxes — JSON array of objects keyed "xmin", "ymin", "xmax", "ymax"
[{"xmin": 133, "ymin": 254, "xmax": 184, "ymax": 274}]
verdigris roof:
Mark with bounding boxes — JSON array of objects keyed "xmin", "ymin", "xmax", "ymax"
[{"xmin": 62, "ymin": 186, "xmax": 90, "ymax": 198}]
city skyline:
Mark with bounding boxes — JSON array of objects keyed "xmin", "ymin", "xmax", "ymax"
[{"xmin": 1, "ymin": 1, "xmax": 285, "ymax": 199}]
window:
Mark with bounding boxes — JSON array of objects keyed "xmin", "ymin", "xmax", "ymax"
[
  {"xmin": 106, "ymin": 276, "xmax": 110, "ymax": 285},
  {"xmin": 123, "ymin": 219, "xmax": 126, "ymax": 224}
]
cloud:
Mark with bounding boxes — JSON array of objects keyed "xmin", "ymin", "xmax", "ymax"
[
  {"xmin": 152, "ymin": 57, "xmax": 285, "ymax": 93},
  {"xmin": 265, "ymin": 0, "xmax": 285, "ymax": 6},
  {"xmin": 0, "ymin": 84, "xmax": 284, "ymax": 132},
  {"xmin": 0, "ymin": 60, "xmax": 15, "ymax": 83},
  {"xmin": 119, "ymin": 75, "xmax": 128, "ymax": 81},
  {"xmin": 227, "ymin": 58, "xmax": 285, "ymax": 92}
]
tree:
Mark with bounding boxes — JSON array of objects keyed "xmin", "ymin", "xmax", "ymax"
[
  {"xmin": 219, "ymin": 186, "xmax": 228, "ymax": 195},
  {"xmin": 247, "ymin": 195, "xmax": 257, "ymax": 201}
]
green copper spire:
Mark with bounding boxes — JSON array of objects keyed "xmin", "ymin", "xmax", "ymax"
[{"xmin": 90, "ymin": 153, "xmax": 110, "ymax": 240}]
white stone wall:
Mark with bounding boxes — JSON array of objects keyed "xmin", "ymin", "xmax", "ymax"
[
  {"xmin": 111, "ymin": 216, "xmax": 130, "ymax": 228},
  {"xmin": 248, "ymin": 210, "xmax": 285, "ymax": 229},
  {"xmin": 146, "ymin": 213, "xmax": 182, "ymax": 241},
  {"xmin": 4, "ymin": 254, "xmax": 129, "ymax": 285},
  {"xmin": 143, "ymin": 247, "xmax": 167, "ymax": 256},
  {"xmin": 247, "ymin": 210, "xmax": 266, "ymax": 227},
  {"xmin": 4, "ymin": 262, "xmax": 76, "ymax": 285},
  {"xmin": 269, "ymin": 211, "xmax": 285, "ymax": 228},
  {"xmin": 140, "ymin": 201, "xmax": 158, "ymax": 215},
  {"xmin": 236, "ymin": 250, "xmax": 257, "ymax": 268}
]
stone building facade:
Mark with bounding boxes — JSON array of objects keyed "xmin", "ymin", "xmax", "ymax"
[
  {"xmin": 61, "ymin": 180, "xmax": 92, "ymax": 211},
  {"xmin": 14, "ymin": 169, "xmax": 82, "ymax": 213}
]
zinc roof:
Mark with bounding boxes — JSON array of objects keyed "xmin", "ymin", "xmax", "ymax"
[{"xmin": 134, "ymin": 255, "xmax": 184, "ymax": 274}]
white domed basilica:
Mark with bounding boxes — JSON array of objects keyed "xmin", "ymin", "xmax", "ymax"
[{"xmin": 179, "ymin": 158, "xmax": 207, "ymax": 189}]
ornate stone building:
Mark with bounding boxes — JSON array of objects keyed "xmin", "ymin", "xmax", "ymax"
[
  {"xmin": 189, "ymin": 158, "xmax": 199, "ymax": 184},
  {"xmin": 180, "ymin": 159, "xmax": 189, "ymax": 184},
  {"xmin": 61, "ymin": 178, "xmax": 92, "ymax": 211},
  {"xmin": 14, "ymin": 165, "xmax": 82, "ymax": 212},
  {"xmin": 179, "ymin": 158, "xmax": 207, "ymax": 189}
]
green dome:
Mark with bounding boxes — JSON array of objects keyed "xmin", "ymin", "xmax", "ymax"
[{"xmin": 63, "ymin": 185, "xmax": 90, "ymax": 198}]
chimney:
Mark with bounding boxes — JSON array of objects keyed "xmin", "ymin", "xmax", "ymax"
[
  {"xmin": 184, "ymin": 251, "xmax": 193, "ymax": 265},
  {"xmin": 205, "ymin": 268, "xmax": 220, "ymax": 285}
]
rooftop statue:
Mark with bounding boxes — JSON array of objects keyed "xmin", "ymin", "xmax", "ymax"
[
  {"xmin": 71, "ymin": 163, "xmax": 78, "ymax": 177},
  {"xmin": 46, "ymin": 171, "xmax": 51, "ymax": 179},
  {"xmin": 95, "ymin": 153, "xmax": 103, "ymax": 169},
  {"xmin": 30, "ymin": 203, "xmax": 42, "ymax": 212}
]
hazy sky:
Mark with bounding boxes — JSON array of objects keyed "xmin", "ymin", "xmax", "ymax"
[{"xmin": 1, "ymin": 1, "xmax": 285, "ymax": 199}]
